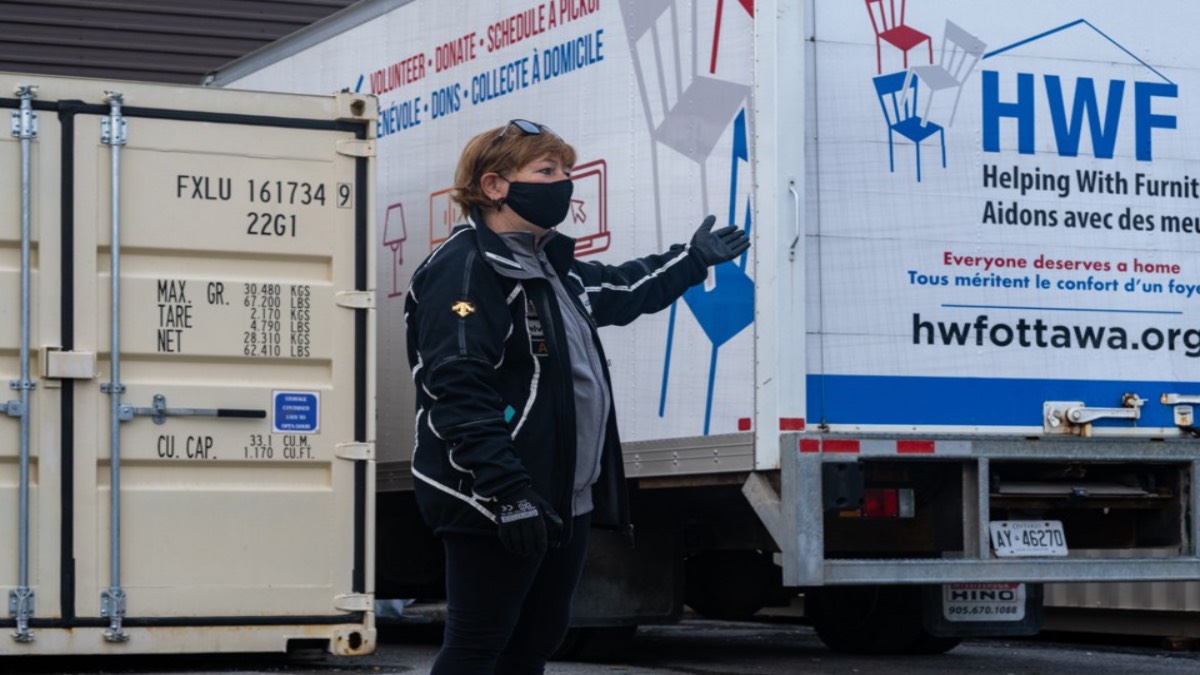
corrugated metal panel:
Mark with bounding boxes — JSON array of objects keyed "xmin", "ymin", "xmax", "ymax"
[
  {"xmin": 0, "ymin": 0, "xmax": 359, "ymax": 84},
  {"xmin": 1047, "ymin": 581, "xmax": 1200, "ymax": 613},
  {"xmin": 208, "ymin": 0, "xmax": 413, "ymax": 86},
  {"xmin": 1044, "ymin": 548, "xmax": 1200, "ymax": 636},
  {"xmin": 1044, "ymin": 580, "xmax": 1200, "ymax": 638}
]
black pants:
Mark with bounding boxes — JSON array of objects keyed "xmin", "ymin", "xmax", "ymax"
[{"xmin": 431, "ymin": 514, "xmax": 591, "ymax": 675}]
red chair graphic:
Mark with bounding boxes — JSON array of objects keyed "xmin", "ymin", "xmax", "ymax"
[{"xmin": 865, "ymin": 0, "xmax": 933, "ymax": 74}]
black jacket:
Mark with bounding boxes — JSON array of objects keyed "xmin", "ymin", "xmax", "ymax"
[{"xmin": 404, "ymin": 212, "xmax": 709, "ymax": 540}]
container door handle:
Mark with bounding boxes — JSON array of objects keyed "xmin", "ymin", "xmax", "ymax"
[
  {"xmin": 788, "ymin": 180, "xmax": 800, "ymax": 262},
  {"xmin": 120, "ymin": 394, "xmax": 266, "ymax": 424}
]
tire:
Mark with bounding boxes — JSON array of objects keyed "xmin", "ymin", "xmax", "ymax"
[
  {"xmin": 553, "ymin": 626, "xmax": 638, "ymax": 662},
  {"xmin": 909, "ymin": 633, "xmax": 964, "ymax": 655},
  {"xmin": 806, "ymin": 585, "xmax": 960, "ymax": 655},
  {"xmin": 685, "ymin": 550, "xmax": 780, "ymax": 621}
]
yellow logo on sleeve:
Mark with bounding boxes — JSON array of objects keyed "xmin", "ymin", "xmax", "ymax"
[{"xmin": 451, "ymin": 300, "xmax": 476, "ymax": 317}]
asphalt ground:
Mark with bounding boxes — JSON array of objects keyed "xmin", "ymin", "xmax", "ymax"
[{"xmin": 5, "ymin": 616, "xmax": 1200, "ymax": 675}]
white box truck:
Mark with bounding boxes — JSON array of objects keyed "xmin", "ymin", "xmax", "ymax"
[
  {"xmin": 0, "ymin": 73, "xmax": 377, "ymax": 656},
  {"xmin": 213, "ymin": 0, "xmax": 1200, "ymax": 656}
]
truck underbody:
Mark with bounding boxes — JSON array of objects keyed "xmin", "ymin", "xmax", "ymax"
[{"xmin": 376, "ymin": 432, "xmax": 1200, "ymax": 657}]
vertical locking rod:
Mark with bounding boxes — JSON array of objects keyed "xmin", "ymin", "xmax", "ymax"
[
  {"xmin": 976, "ymin": 458, "xmax": 991, "ymax": 559},
  {"xmin": 9, "ymin": 84, "xmax": 37, "ymax": 644},
  {"xmin": 100, "ymin": 91, "xmax": 129, "ymax": 643}
]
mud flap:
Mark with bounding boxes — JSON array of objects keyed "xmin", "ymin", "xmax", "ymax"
[
  {"xmin": 923, "ymin": 582, "xmax": 1044, "ymax": 637},
  {"xmin": 570, "ymin": 507, "xmax": 682, "ymax": 627}
]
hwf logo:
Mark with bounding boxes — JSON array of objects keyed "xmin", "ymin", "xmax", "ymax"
[{"xmin": 981, "ymin": 19, "xmax": 1177, "ymax": 161}]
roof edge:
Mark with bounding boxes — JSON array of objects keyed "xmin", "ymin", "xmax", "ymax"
[{"xmin": 203, "ymin": 0, "xmax": 415, "ymax": 88}]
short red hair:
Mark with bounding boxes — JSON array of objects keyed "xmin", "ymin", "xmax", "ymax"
[{"xmin": 452, "ymin": 122, "xmax": 577, "ymax": 219}]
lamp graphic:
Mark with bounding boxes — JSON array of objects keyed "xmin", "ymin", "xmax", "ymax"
[{"xmin": 384, "ymin": 202, "xmax": 407, "ymax": 298}]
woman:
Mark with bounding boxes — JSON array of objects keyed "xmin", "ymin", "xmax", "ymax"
[{"xmin": 404, "ymin": 119, "xmax": 750, "ymax": 674}]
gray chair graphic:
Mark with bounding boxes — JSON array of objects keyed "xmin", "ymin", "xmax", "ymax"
[
  {"xmin": 902, "ymin": 19, "xmax": 987, "ymax": 128},
  {"xmin": 617, "ymin": 0, "xmax": 755, "ymax": 434}
]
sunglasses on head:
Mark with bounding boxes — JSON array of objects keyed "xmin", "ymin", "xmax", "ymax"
[{"xmin": 494, "ymin": 118, "xmax": 556, "ymax": 141}]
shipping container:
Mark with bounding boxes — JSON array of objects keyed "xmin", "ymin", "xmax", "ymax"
[
  {"xmin": 0, "ymin": 72, "xmax": 377, "ymax": 655},
  {"xmin": 212, "ymin": 0, "xmax": 1200, "ymax": 656}
]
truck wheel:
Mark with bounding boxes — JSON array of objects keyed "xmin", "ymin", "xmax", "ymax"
[
  {"xmin": 806, "ymin": 585, "xmax": 961, "ymax": 655},
  {"xmin": 909, "ymin": 632, "xmax": 964, "ymax": 655},
  {"xmin": 685, "ymin": 550, "xmax": 780, "ymax": 620},
  {"xmin": 553, "ymin": 626, "xmax": 638, "ymax": 662}
]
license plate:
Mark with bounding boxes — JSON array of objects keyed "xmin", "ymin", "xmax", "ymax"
[{"xmin": 989, "ymin": 520, "xmax": 1067, "ymax": 557}]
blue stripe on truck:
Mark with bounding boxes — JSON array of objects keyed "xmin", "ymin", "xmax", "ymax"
[{"xmin": 809, "ymin": 374, "xmax": 1200, "ymax": 428}]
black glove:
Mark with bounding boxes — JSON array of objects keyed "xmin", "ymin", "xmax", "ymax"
[
  {"xmin": 493, "ymin": 485, "xmax": 563, "ymax": 557},
  {"xmin": 689, "ymin": 215, "xmax": 751, "ymax": 266}
]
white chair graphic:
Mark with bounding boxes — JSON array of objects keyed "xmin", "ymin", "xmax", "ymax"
[
  {"xmin": 617, "ymin": 0, "xmax": 750, "ymax": 250},
  {"xmin": 902, "ymin": 20, "xmax": 986, "ymax": 128},
  {"xmin": 617, "ymin": 0, "xmax": 754, "ymax": 435}
]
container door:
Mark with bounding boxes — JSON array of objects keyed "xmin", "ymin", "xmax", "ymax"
[{"xmin": 69, "ymin": 104, "xmax": 367, "ymax": 622}]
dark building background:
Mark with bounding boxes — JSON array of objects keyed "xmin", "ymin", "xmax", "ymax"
[{"xmin": 0, "ymin": 0, "xmax": 359, "ymax": 84}]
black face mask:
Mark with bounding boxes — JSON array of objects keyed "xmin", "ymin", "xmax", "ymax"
[{"xmin": 500, "ymin": 178, "xmax": 574, "ymax": 229}]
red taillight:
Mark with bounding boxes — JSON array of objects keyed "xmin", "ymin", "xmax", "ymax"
[
  {"xmin": 860, "ymin": 488, "xmax": 915, "ymax": 518},
  {"xmin": 863, "ymin": 488, "xmax": 899, "ymax": 517}
]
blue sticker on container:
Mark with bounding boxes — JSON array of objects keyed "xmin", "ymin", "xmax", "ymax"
[{"xmin": 273, "ymin": 391, "xmax": 320, "ymax": 433}]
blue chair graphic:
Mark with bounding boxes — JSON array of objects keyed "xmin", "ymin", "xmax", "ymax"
[
  {"xmin": 658, "ymin": 110, "xmax": 755, "ymax": 436},
  {"xmin": 873, "ymin": 70, "xmax": 945, "ymax": 181}
]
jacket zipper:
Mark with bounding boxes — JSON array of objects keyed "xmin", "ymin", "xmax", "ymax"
[{"xmin": 533, "ymin": 282, "xmax": 577, "ymax": 537}]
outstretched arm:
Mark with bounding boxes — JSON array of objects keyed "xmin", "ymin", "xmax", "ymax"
[{"xmin": 575, "ymin": 215, "xmax": 751, "ymax": 327}]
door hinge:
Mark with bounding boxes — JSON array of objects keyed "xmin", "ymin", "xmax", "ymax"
[
  {"xmin": 334, "ymin": 593, "xmax": 373, "ymax": 612},
  {"xmin": 10, "ymin": 85, "xmax": 37, "ymax": 139},
  {"xmin": 336, "ymin": 442, "xmax": 374, "ymax": 461},
  {"xmin": 42, "ymin": 347, "xmax": 97, "ymax": 380},
  {"xmin": 336, "ymin": 139, "xmax": 375, "ymax": 157},
  {"xmin": 101, "ymin": 92, "xmax": 127, "ymax": 146},
  {"xmin": 335, "ymin": 290, "xmax": 374, "ymax": 310}
]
